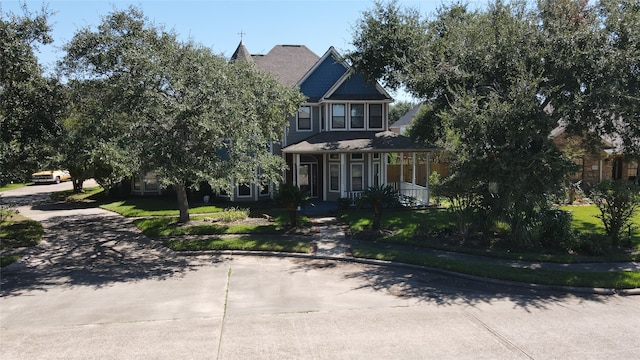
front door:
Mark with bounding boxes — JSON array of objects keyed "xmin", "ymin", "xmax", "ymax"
[{"xmin": 299, "ymin": 163, "xmax": 318, "ymax": 198}]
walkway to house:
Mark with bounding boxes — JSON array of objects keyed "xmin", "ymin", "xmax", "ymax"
[{"xmin": 309, "ymin": 216, "xmax": 351, "ymax": 257}]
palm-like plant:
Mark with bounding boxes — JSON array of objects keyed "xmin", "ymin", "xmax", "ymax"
[
  {"xmin": 357, "ymin": 185, "xmax": 399, "ymax": 231},
  {"xmin": 275, "ymin": 183, "xmax": 312, "ymax": 228}
]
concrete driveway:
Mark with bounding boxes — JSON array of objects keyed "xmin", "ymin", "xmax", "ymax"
[{"xmin": 1, "ymin": 182, "xmax": 639, "ymax": 359}]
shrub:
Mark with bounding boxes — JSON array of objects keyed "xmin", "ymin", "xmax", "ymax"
[
  {"xmin": 217, "ymin": 207, "xmax": 249, "ymax": 223},
  {"xmin": 575, "ymin": 233, "xmax": 612, "ymax": 256},
  {"xmin": 537, "ymin": 208, "xmax": 577, "ymax": 250},
  {"xmin": 590, "ymin": 180, "xmax": 640, "ymax": 246},
  {"xmin": 337, "ymin": 197, "xmax": 352, "ymax": 210}
]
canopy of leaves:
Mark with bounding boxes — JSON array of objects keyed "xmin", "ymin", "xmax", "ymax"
[
  {"xmin": 60, "ymin": 8, "xmax": 305, "ymax": 220},
  {"xmin": 0, "ymin": 5, "xmax": 67, "ymax": 184}
]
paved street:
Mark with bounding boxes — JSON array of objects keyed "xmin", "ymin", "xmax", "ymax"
[{"xmin": 1, "ymin": 182, "xmax": 639, "ymax": 359}]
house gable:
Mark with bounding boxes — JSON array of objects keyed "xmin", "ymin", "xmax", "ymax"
[
  {"xmin": 326, "ymin": 72, "xmax": 391, "ymax": 101},
  {"xmin": 299, "ymin": 48, "xmax": 348, "ymax": 102}
]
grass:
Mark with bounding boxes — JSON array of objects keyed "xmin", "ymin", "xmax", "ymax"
[
  {"xmin": 0, "ymin": 212, "xmax": 45, "ymax": 267},
  {"xmin": 0, "ymin": 183, "xmax": 30, "ymax": 192},
  {"xmin": 354, "ymin": 247, "xmax": 640, "ymax": 289},
  {"xmin": 50, "ymin": 186, "xmax": 104, "ymax": 202},
  {"xmin": 41, "ymin": 187, "xmax": 639, "ymax": 289},
  {"xmin": 134, "ymin": 216, "xmax": 283, "ymax": 237},
  {"xmin": 164, "ymin": 236, "xmax": 309, "ymax": 253},
  {"xmin": 341, "ymin": 205, "xmax": 640, "ymax": 263}
]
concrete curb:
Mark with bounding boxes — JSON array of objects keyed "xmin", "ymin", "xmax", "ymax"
[{"xmin": 173, "ymin": 249, "xmax": 640, "ymax": 296}]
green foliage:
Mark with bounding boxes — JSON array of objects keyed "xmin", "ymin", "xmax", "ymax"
[
  {"xmin": 60, "ymin": 7, "xmax": 305, "ymax": 223},
  {"xmin": 133, "ymin": 217, "xmax": 279, "ymax": 237},
  {"xmin": 164, "ymin": 237, "xmax": 309, "ymax": 253},
  {"xmin": 1, "ymin": 5, "xmax": 68, "ymax": 184},
  {"xmin": 353, "ymin": 246, "xmax": 640, "ymax": 289},
  {"xmin": 0, "ymin": 213, "xmax": 44, "ymax": 250},
  {"xmin": 217, "ymin": 207, "xmax": 250, "ymax": 223},
  {"xmin": 350, "ymin": 0, "xmax": 640, "ymax": 246},
  {"xmin": 275, "ymin": 184, "xmax": 312, "ymax": 227},
  {"xmin": 357, "ymin": 185, "xmax": 400, "ymax": 231},
  {"xmin": 590, "ymin": 180, "xmax": 640, "ymax": 246},
  {"xmin": 388, "ymin": 101, "xmax": 414, "ymax": 124}
]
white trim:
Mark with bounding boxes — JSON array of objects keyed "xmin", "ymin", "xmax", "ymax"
[
  {"xmin": 368, "ymin": 103, "xmax": 385, "ymax": 130},
  {"xmin": 296, "ymin": 105, "xmax": 312, "ymax": 132},
  {"xmin": 330, "ymin": 103, "xmax": 347, "ymax": 130},
  {"xmin": 349, "ymin": 103, "xmax": 366, "ymax": 130},
  {"xmin": 329, "ymin": 162, "xmax": 341, "ymax": 193},
  {"xmin": 340, "ymin": 153, "xmax": 347, "ymax": 197},
  {"xmin": 236, "ymin": 183, "xmax": 253, "ymax": 199},
  {"xmin": 323, "ymin": 153, "xmax": 328, "ymax": 200},
  {"xmin": 351, "ymin": 163, "xmax": 364, "ymax": 191}
]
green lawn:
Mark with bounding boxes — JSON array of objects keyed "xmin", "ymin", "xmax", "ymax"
[
  {"xmin": 164, "ymin": 236, "xmax": 309, "ymax": 253},
  {"xmin": 0, "ymin": 183, "xmax": 30, "ymax": 192},
  {"xmin": 341, "ymin": 205, "xmax": 640, "ymax": 263},
  {"xmin": 41, "ymin": 187, "xmax": 639, "ymax": 289},
  {"xmin": 354, "ymin": 247, "xmax": 640, "ymax": 289},
  {"xmin": 0, "ymin": 212, "xmax": 44, "ymax": 267},
  {"xmin": 134, "ymin": 215, "xmax": 290, "ymax": 237}
]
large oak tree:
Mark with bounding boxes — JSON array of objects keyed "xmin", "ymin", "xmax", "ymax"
[
  {"xmin": 61, "ymin": 8, "xmax": 304, "ymax": 222},
  {"xmin": 349, "ymin": 0, "xmax": 639, "ymax": 246},
  {"xmin": 0, "ymin": 5, "xmax": 67, "ymax": 184}
]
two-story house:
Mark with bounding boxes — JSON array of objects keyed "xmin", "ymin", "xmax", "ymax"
[{"xmin": 231, "ymin": 41, "xmax": 437, "ymax": 204}]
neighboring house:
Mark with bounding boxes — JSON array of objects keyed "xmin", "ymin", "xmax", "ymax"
[
  {"xmin": 230, "ymin": 41, "xmax": 437, "ymax": 204},
  {"xmin": 550, "ymin": 126, "xmax": 639, "ymax": 190},
  {"xmin": 390, "ymin": 102, "xmax": 423, "ymax": 135}
]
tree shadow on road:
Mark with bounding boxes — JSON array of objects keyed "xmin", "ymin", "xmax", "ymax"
[
  {"xmin": 290, "ymin": 259, "xmax": 610, "ymax": 310},
  {"xmin": 1, "ymin": 214, "xmax": 216, "ymax": 297}
]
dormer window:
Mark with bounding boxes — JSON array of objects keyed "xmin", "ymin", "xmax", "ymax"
[
  {"xmin": 369, "ymin": 104, "xmax": 383, "ymax": 129},
  {"xmin": 297, "ymin": 106, "xmax": 311, "ymax": 131},
  {"xmin": 332, "ymin": 104, "xmax": 346, "ymax": 129},
  {"xmin": 350, "ymin": 104, "xmax": 365, "ymax": 129}
]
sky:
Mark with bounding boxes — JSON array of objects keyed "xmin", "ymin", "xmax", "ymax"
[{"xmin": 1, "ymin": 0, "xmax": 456, "ymax": 101}]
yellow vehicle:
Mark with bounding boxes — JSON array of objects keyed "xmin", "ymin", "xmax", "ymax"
[{"xmin": 31, "ymin": 170, "xmax": 72, "ymax": 184}]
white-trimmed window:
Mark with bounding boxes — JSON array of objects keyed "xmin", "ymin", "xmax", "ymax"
[
  {"xmin": 332, "ymin": 104, "xmax": 346, "ymax": 129},
  {"xmin": 350, "ymin": 104, "xmax": 365, "ymax": 129},
  {"xmin": 351, "ymin": 153, "xmax": 364, "ymax": 161},
  {"xmin": 373, "ymin": 162, "xmax": 381, "ymax": 187},
  {"xmin": 328, "ymin": 153, "xmax": 339, "ymax": 161},
  {"xmin": 351, "ymin": 163, "xmax": 364, "ymax": 191},
  {"xmin": 297, "ymin": 106, "xmax": 311, "ymax": 131},
  {"xmin": 237, "ymin": 184, "xmax": 252, "ymax": 197},
  {"xmin": 329, "ymin": 163, "xmax": 340, "ymax": 192},
  {"xmin": 369, "ymin": 104, "xmax": 383, "ymax": 129}
]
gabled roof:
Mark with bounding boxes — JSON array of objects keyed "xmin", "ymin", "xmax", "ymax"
[
  {"xmin": 298, "ymin": 47, "xmax": 349, "ymax": 102},
  {"xmin": 282, "ymin": 131, "xmax": 436, "ymax": 154},
  {"xmin": 251, "ymin": 45, "xmax": 319, "ymax": 87},
  {"xmin": 391, "ymin": 103, "xmax": 424, "ymax": 129},
  {"xmin": 298, "ymin": 47, "xmax": 391, "ymax": 103}
]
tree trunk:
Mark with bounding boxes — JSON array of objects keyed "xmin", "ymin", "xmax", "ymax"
[
  {"xmin": 373, "ymin": 205, "xmax": 382, "ymax": 231},
  {"xmin": 175, "ymin": 182, "xmax": 190, "ymax": 223},
  {"xmin": 72, "ymin": 178, "xmax": 84, "ymax": 193},
  {"xmin": 288, "ymin": 207, "xmax": 298, "ymax": 228}
]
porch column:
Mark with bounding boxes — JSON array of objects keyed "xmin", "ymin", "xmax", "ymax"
[
  {"xmin": 400, "ymin": 152, "xmax": 404, "ymax": 186},
  {"xmin": 295, "ymin": 153, "xmax": 301, "ymax": 186},
  {"xmin": 322, "ymin": 153, "xmax": 328, "ymax": 201},
  {"xmin": 367, "ymin": 153, "xmax": 373, "ymax": 188},
  {"xmin": 340, "ymin": 153, "xmax": 347, "ymax": 198},
  {"xmin": 412, "ymin": 152, "xmax": 417, "ymax": 185},
  {"xmin": 426, "ymin": 152, "xmax": 431, "ymax": 205}
]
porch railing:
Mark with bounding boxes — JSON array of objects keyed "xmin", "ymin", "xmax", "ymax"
[{"xmin": 345, "ymin": 182, "xmax": 429, "ymax": 207}]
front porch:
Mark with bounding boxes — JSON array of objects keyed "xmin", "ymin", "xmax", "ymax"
[{"xmin": 283, "ymin": 131, "xmax": 438, "ymax": 206}]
